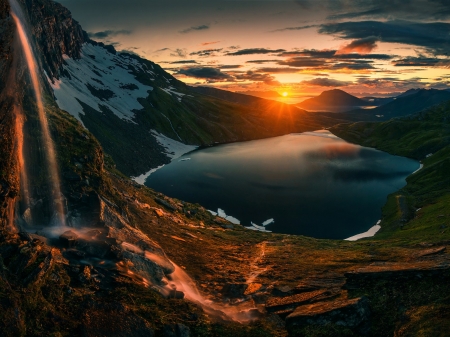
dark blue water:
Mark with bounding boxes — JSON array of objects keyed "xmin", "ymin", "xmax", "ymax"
[{"xmin": 145, "ymin": 131, "xmax": 419, "ymax": 239}]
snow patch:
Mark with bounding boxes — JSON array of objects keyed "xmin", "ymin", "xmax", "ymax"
[
  {"xmin": 211, "ymin": 208, "xmax": 241, "ymax": 225},
  {"xmin": 49, "ymin": 43, "xmax": 153, "ymax": 123},
  {"xmin": 132, "ymin": 164, "xmax": 165, "ymax": 185},
  {"xmin": 151, "ymin": 130, "xmax": 197, "ymax": 160},
  {"xmin": 345, "ymin": 220, "xmax": 381, "ymax": 241},
  {"xmin": 411, "ymin": 163, "xmax": 423, "ymax": 175}
]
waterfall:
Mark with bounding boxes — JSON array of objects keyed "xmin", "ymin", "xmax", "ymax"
[{"xmin": 9, "ymin": 0, "xmax": 66, "ymax": 227}]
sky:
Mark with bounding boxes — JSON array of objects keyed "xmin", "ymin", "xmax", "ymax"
[{"xmin": 56, "ymin": 0, "xmax": 450, "ymax": 100}]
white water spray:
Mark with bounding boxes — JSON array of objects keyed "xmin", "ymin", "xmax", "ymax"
[{"xmin": 9, "ymin": 0, "xmax": 66, "ymax": 227}]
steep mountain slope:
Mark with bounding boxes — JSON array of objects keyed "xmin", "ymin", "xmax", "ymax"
[
  {"xmin": 352, "ymin": 89, "xmax": 450, "ymax": 120},
  {"xmin": 297, "ymin": 89, "xmax": 371, "ymax": 112}
]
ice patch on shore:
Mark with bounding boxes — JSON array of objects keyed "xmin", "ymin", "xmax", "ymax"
[
  {"xmin": 345, "ymin": 220, "xmax": 381, "ymax": 241},
  {"xmin": 411, "ymin": 163, "xmax": 423, "ymax": 175},
  {"xmin": 208, "ymin": 208, "xmax": 241, "ymax": 225},
  {"xmin": 151, "ymin": 130, "xmax": 197, "ymax": 160},
  {"xmin": 132, "ymin": 165, "xmax": 165, "ymax": 185}
]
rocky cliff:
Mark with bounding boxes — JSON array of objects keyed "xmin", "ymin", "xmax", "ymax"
[{"xmin": 19, "ymin": 0, "xmax": 86, "ymax": 79}]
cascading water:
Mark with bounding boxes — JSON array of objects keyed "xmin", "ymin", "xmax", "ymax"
[{"xmin": 9, "ymin": 0, "xmax": 66, "ymax": 227}]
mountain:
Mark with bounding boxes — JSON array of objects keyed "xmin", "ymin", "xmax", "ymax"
[
  {"xmin": 236, "ymin": 90, "xmax": 283, "ymax": 99},
  {"xmin": 297, "ymin": 89, "xmax": 371, "ymax": 112},
  {"xmin": 355, "ymin": 88, "xmax": 450, "ymax": 119}
]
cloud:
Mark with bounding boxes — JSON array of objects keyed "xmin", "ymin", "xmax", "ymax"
[
  {"xmin": 301, "ymin": 77, "xmax": 352, "ymax": 87},
  {"xmin": 219, "ymin": 65, "xmax": 243, "ymax": 69},
  {"xmin": 179, "ymin": 24, "xmax": 210, "ymax": 34},
  {"xmin": 227, "ymin": 48, "xmax": 286, "ymax": 56},
  {"xmin": 277, "ymin": 58, "xmax": 328, "ymax": 67},
  {"xmin": 278, "ymin": 50, "xmax": 336, "ymax": 58},
  {"xmin": 257, "ymin": 67, "xmax": 300, "ymax": 73},
  {"xmin": 336, "ymin": 37, "xmax": 378, "ymax": 54},
  {"xmin": 233, "ymin": 71, "xmax": 280, "ymax": 85},
  {"xmin": 393, "ymin": 57, "xmax": 450, "ymax": 67},
  {"xmin": 271, "ymin": 25, "xmax": 318, "ymax": 33},
  {"xmin": 170, "ymin": 48, "xmax": 188, "ymax": 58},
  {"xmin": 170, "ymin": 60, "xmax": 198, "ymax": 64},
  {"xmin": 319, "ymin": 21, "xmax": 450, "ymax": 55},
  {"xmin": 202, "ymin": 41, "xmax": 220, "ymax": 46},
  {"xmin": 88, "ymin": 30, "xmax": 132, "ymax": 39},
  {"xmin": 334, "ymin": 53, "xmax": 394, "ymax": 60},
  {"xmin": 190, "ymin": 48, "xmax": 223, "ymax": 57},
  {"xmin": 246, "ymin": 59, "xmax": 280, "ymax": 64},
  {"xmin": 177, "ymin": 67, "xmax": 232, "ymax": 81}
]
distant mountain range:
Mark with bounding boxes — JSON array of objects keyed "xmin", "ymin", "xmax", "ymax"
[
  {"xmin": 354, "ymin": 89, "xmax": 450, "ymax": 119},
  {"xmin": 297, "ymin": 89, "xmax": 372, "ymax": 112}
]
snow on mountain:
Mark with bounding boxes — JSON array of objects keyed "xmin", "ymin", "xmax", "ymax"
[{"xmin": 48, "ymin": 43, "xmax": 186, "ymax": 125}]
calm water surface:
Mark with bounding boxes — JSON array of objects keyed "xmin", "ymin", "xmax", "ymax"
[{"xmin": 145, "ymin": 131, "xmax": 419, "ymax": 239}]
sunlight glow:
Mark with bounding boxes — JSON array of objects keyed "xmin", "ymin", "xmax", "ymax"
[{"xmin": 282, "ymin": 92, "xmax": 289, "ymax": 97}]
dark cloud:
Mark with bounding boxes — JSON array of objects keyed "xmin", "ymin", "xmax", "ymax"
[
  {"xmin": 170, "ymin": 60, "xmax": 198, "ymax": 64},
  {"xmin": 177, "ymin": 67, "xmax": 232, "ymax": 80},
  {"xmin": 190, "ymin": 48, "xmax": 223, "ymax": 57},
  {"xmin": 301, "ymin": 77, "xmax": 352, "ymax": 87},
  {"xmin": 277, "ymin": 58, "xmax": 328, "ymax": 67},
  {"xmin": 319, "ymin": 21, "xmax": 450, "ymax": 55},
  {"xmin": 336, "ymin": 36, "xmax": 378, "ymax": 54},
  {"xmin": 257, "ymin": 67, "xmax": 300, "ymax": 73},
  {"xmin": 179, "ymin": 24, "xmax": 210, "ymax": 34},
  {"xmin": 227, "ymin": 48, "xmax": 286, "ymax": 56},
  {"xmin": 170, "ymin": 48, "xmax": 188, "ymax": 58},
  {"xmin": 334, "ymin": 53, "xmax": 394, "ymax": 60},
  {"xmin": 271, "ymin": 25, "xmax": 318, "ymax": 33},
  {"xmin": 232, "ymin": 71, "xmax": 280, "ymax": 85},
  {"xmin": 278, "ymin": 50, "xmax": 336, "ymax": 58},
  {"xmin": 246, "ymin": 59, "xmax": 280, "ymax": 64},
  {"xmin": 219, "ymin": 65, "xmax": 243, "ymax": 69},
  {"xmin": 392, "ymin": 57, "xmax": 450, "ymax": 67},
  {"xmin": 88, "ymin": 30, "xmax": 132, "ymax": 39}
]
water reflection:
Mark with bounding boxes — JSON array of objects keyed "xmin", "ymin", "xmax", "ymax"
[{"xmin": 146, "ymin": 131, "xmax": 419, "ymax": 239}]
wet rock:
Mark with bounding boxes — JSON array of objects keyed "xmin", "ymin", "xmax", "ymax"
[
  {"xmin": 244, "ymin": 283, "xmax": 263, "ymax": 295},
  {"xmin": 163, "ymin": 323, "xmax": 190, "ymax": 337},
  {"xmin": 285, "ymin": 297, "xmax": 370, "ymax": 332},
  {"xmin": 155, "ymin": 198, "xmax": 177, "ymax": 211},
  {"xmin": 168, "ymin": 289, "xmax": 185, "ymax": 299},
  {"xmin": 0, "ymin": 179, "xmax": 10, "ymax": 197},
  {"xmin": 221, "ymin": 283, "xmax": 248, "ymax": 298},
  {"xmin": 294, "ymin": 273, "xmax": 346, "ymax": 294},
  {"xmin": 79, "ymin": 265, "xmax": 92, "ymax": 283},
  {"xmin": 266, "ymin": 289, "xmax": 332, "ymax": 313},
  {"xmin": 416, "ymin": 246, "xmax": 446, "ymax": 257},
  {"xmin": 344, "ymin": 262, "xmax": 450, "ymax": 290},
  {"xmin": 60, "ymin": 230, "xmax": 79, "ymax": 247},
  {"xmin": 272, "ymin": 285, "xmax": 294, "ymax": 297}
]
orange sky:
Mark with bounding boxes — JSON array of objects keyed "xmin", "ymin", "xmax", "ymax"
[{"xmin": 57, "ymin": 0, "xmax": 450, "ymax": 100}]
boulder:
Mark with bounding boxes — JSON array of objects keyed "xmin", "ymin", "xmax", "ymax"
[
  {"xmin": 59, "ymin": 230, "xmax": 79, "ymax": 247},
  {"xmin": 266, "ymin": 289, "xmax": 330, "ymax": 313},
  {"xmin": 285, "ymin": 296, "xmax": 370, "ymax": 331}
]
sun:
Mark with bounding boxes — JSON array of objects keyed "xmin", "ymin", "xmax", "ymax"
[{"xmin": 282, "ymin": 92, "xmax": 289, "ymax": 97}]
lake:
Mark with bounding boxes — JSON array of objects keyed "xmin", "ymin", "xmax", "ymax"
[{"xmin": 145, "ymin": 131, "xmax": 419, "ymax": 239}]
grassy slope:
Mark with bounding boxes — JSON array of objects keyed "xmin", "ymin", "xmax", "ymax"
[{"xmin": 331, "ymin": 101, "xmax": 450, "ymax": 243}]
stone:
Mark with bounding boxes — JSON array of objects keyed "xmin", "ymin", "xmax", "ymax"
[
  {"xmin": 154, "ymin": 208, "xmax": 165, "ymax": 217},
  {"xmin": 168, "ymin": 289, "xmax": 185, "ymax": 299},
  {"xmin": 244, "ymin": 283, "xmax": 263, "ymax": 295},
  {"xmin": 272, "ymin": 285, "xmax": 294, "ymax": 297},
  {"xmin": 266, "ymin": 289, "xmax": 331, "ymax": 313},
  {"xmin": 416, "ymin": 246, "xmax": 446, "ymax": 257},
  {"xmin": 285, "ymin": 297, "xmax": 370, "ymax": 331},
  {"xmin": 59, "ymin": 230, "xmax": 79, "ymax": 247},
  {"xmin": 163, "ymin": 324, "xmax": 190, "ymax": 337},
  {"xmin": 155, "ymin": 198, "xmax": 177, "ymax": 211}
]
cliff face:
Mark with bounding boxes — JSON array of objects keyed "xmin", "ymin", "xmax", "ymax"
[
  {"xmin": 20, "ymin": 0, "xmax": 87, "ymax": 78},
  {"xmin": 0, "ymin": 0, "xmax": 19, "ymax": 232}
]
